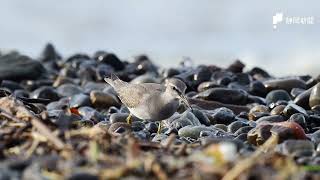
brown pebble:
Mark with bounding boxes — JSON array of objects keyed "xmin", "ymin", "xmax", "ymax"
[{"xmin": 90, "ymin": 90, "xmax": 120, "ymax": 108}]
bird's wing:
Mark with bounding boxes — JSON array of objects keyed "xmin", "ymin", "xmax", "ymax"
[{"xmin": 116, "ymin": 83, "xmax": 164, "ymax": 108}]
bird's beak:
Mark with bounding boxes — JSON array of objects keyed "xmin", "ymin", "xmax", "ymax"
[{"xmin": 179, "ymin": 94, "xmax": 192, "ymax": 110}]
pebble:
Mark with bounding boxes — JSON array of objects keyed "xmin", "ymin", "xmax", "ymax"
[
  {"xmin": 263, "ymin": 78, "xmax": 307, "ymax": 92},
  {"xmin": 289, "ymin": 113, "xmax": 307, "ymax": 129},
  {"xmin": 0, "ymin": 52, "xmax": 45, "ymax": 80},
  {"xmin": 227, "ymin": 121, "xmax": 248, "ymax": 133},
  {"xmin": 206, "ymin": 107, "xmax": 235, "ymax": 125},
  {"xmin": 109, "ymin": 113, "xmax": 140, "ymax": 124},
  {"xmin": 194, "ymin": 88, "xmax": 248, "ymax": 105},
  {"xmin": 90, "ymin": 90, "xmax": 120, "ymax": 108},
  {"xmin": 57, "ymin": 84, "xmax": 83, "ymax": 97},
  {"xmin": 178, "ymin": 125, "xmax": 219, "ymax": 139},
  {"xmin": 30, "ymin": 86, "xmax": 60, "ymax": 102},
  {"xmin": 276, "ymin": 140, "xmax": 314, "ymax": 156},
  {"xmin": 95, "ymin": 52, "xmax": 125, "ymax": 71},
  {"xmin": 309, "ymin": 82, "xmax": 320, "ymax": 108},
  {"xmin": 69, "ymin": 93, "xmax": 91, "ymax": 108},
  {"xmin": 283, "ymin": 103, "xmax": 307, "ymax": 117},
  {"xmin": 265, "ymin": 89, "xmax": 291, "ymax": 105},
  {"xmin": 108, "ymin": 122, "xmax": 132, "ymax": 135}
]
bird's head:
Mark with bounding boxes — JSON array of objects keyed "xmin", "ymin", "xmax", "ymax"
[{"xmin": 164, "ymin": 78, "xmax": 191, "ymax": 109}]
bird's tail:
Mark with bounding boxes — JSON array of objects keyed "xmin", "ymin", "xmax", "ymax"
[{"xmin": 104, "ymin": 73, "xmax": 123, "ymax": 88}]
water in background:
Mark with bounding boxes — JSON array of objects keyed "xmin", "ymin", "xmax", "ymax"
[{"xmin": 0, "ymin": 0, "xmax": 319, "ymax": 76}]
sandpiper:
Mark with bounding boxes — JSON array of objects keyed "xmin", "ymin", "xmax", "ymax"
[{"xmin": 104, "ymin": 75, "xmax": 191, "ymax": 127}]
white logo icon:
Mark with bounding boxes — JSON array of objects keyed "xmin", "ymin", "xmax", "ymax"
[{"xmin": 273, "ymin": 13, "xmax": 283, "ymax": 29}]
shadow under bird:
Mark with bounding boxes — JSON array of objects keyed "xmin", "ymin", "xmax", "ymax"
[{"xmin": 104, "ymin": 75, "xmax": 191, "ymax": 128}]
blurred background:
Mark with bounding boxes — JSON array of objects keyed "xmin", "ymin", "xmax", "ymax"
[{"xmin": 0, "ymin": 0, "xmax": 319, "ymax": 76}]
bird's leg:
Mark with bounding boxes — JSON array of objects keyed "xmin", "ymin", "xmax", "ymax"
[
  {"xmin": 126, "ymin": 113, "xmax": 132, "ymax": 125},
  {"xmin": 157, "ymin": 121, "xmax": 162, "ymax": 134}
]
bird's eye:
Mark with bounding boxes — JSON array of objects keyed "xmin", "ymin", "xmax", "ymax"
[{"xmin": 172, "ymin": 86, "xmax": 181, "ymax": 94}]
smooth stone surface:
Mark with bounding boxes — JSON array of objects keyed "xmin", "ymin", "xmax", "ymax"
[
  {"xmin": 249, "ymin": 80, "xmax": 267, "ymax": 97},
  {"xmin": 90, "ymin": 91, "xmax": 120, "ymax": 108},
  {"xmin": 0, "ymin": 52, "xmax": 45, "ymax": 80},
  {"xmin": 145, "ymin": 122, "xmax": 158, "ymax": 134},
  {"xmin": 255, "ymin": 115, "xmax": 285, "ymax": 124},
  {"xmin": 78, "ymin": 106, "xmax": 106, "ymax": 122},
  {"xmin": 96, "ymin": 52, "xmax": 125, "ymax": 71},
  {"xmin": 310, "ymin": 130, "xmax": 320, "ymax": 145},
  {"xmin": 166, "ymin": 111, "xmax": 201, "ymax": 131},
  {"xmin": 57, "ymin": 84, "xmax": 83, "ymax": 97},
  {"xmin": 130, "ymin": 73, "xmax": 160, "ymax": 84},
  {"xmin": 30, "ymin": 86, "xmax": 60, "ymax": 102},
  {"xmin": 234, "ymin": 126, "xmax": 253, "ymax": 136},
  {"xmin": 263, "ymin": 78, "xmax": 307, "ymax": 92},
  {"xmin": 228, "ymin": 121, "xmax": 248, "ymax": 133},
  {"xmin": 1, "ymin": 80, "xmax": 24, "ymax": 91},
  {"xmin": 289, "ymin": 113, "xmax": 307, "ymax": 129},
  {"xmin": 294, "ymin": 88, "xmax": 312, "ymax": 110},
  {"xmin": 108, "ymin": 122, "xmax": 131, "ymax": 135},
  {"xmin": 109, "ymin": 113, "xmax": 140, "ymax": 124},
  {"xmin": 270, "ymin": 105, "xmax": 286, "ymax": 115},
  {"xmin": 276, "ymin": 140, "xmax": 314, "ymax": 156},
  {"xmin": 194, "ymin": 88, "xmax": 248, "ymax": 105},
  {"xmin": 69, "ymin": 93, "xmax": 91, "ymax": 108},
  {"xmin": 178, "ymin": 125, "xmax": 218, "ymax": 139},
  {"xmin": 197, "ymin": 81, "xmax": 220, "ymax": 92},
  {"xmin": 265, "ymin": 89, "xmax": 291, "ymax": 105},
  {"xmin": 206, "ymin": 107, "xmax": 235, "ymax": 125},
  {"xmin": 191, "ymin": 108, "xmax": 211, "ymax": 126},
  {"xmin": 309, "ymin": 83, "xmax": 320, "ymax": 108},
  {"xmin": 213, "ymin": 124, "xmax": 228, "ymax": 132},
  {"xmin": 283, "ymin": 103, "xmax": 307, "ymax": 117}
]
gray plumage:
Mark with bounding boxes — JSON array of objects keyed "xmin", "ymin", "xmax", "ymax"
[{"xmin": 105, "ymin": 75, "xmax": 188, "ymax": 121}]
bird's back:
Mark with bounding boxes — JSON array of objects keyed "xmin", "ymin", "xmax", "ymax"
[{"xmin": 105, "ymin": 76, "xmax": 164, "ymax": 108}]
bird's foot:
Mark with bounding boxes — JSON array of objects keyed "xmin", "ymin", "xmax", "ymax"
[
  {"xmin": 157, "ymin": 121, "xmax": 162, "ymax": 134},
  {"xmin": 126, "ymin": 113, "xmax": 132, "ymax": 125}
]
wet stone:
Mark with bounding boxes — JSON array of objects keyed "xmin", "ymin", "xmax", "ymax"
[
  {"xmin": 0, "ymin": 52, "xmax": 46, "ymax": 80},
  {"xmin": 255, "ymin": 115, "xmax": 284, "ymax": 124},
  {"xmin": 90, "ymin": 90, "xmax": 120, "ymax": 108},
  {"xmin": 197, "ymin": 81, "xmax": 220, "ymax": 92},
  {"xmin": 178, "ymin": 125, "xmax": 217, "ymax": 139},
  {"xmin": 1, "ymin": 80, "xmax": 24, "ymax": 91},
  {"xmin": 310, "ymin": 130, "xmax": 320, "ymax": 145},
  {"xmin": 69, "ymin": 93, "xmax": 91, "ymax": 108},
  {"xmin": 309, "ymin": 82, "xmax": 320, "ymax": 108},
  {"xmin": 109, "ymin": 113, "xmax": 140, "ymax": 124},
  {"xmin": 227, "ymin": 60, "xmax": 245, "ymax": 73},
  {"xmin": 289, "ymin": 113, "xmax": 307, "ymax": 129},
  {"xmin": 131, "ymin": 121, "xmax": 145, "ymax": 132},
  {"xmin": 234, "ymin": 126, "xmax": 253, "ymax": 136},
  {"xmin": 213, "ymin": 124, "xmax": 228, "ymax": 132},
  {"xmin": 207, "ymin": 107, "xmax": 235, "ymax": 125},
  {"xmin": 270, "ymin": 105, "xmax": 286, "ymax": 115},
  {"xmin": 291, "ymin": 88, "xmax": 305, "ymax": 98},
  {"xmin": 234, "ymin": 133, "xmax": 248, "ymax": 142},
  {"xmin": 194, "ymin": 88, "xmax": 248, "ymax": 105},
  {"xmin": 191, "ymin": 108, "xmax": 211, "ymax": 126},
  {"xmin": 228, "ymin": 121, "xmax": 249, "ymax": 133},
  {"xmin": 78, "ymin": 106, "xmax": 106, "ymax": 122},
  {"xmin": 95, "ymin": 52, "xmax": 125, "ymax": 71},
  {"xmin": 276, "ymin": 140, "xmax": 314, "ymax": 156},
  {"xmin": 108, "ymin": 122, "xmax": 131, "ymax": 135},
  {"xmin": 145, "ymin": 122, "xmax": 158, "ymax": 134},
  {"xmin": 263, "ymin": 78, "xmax": 307, "ymax": 92},
  {"xmin": 57, "ymin": 84, "xmax": 83, "ymax": 97},
  {"xmin": 30, "ymin": 86, "xmax": 60, "ymax": 102},
  {"xmin": 265, "ymin": 89, "xmax": 291, "ymax": 105},
  {"xmin": 13, "ymin": 89, "xmax": 29, "ymax": 98},
  {"xmin": 249, "ymin": 80, "xmax": 267, "ymax": 97},
  {"xmin": 283, "ymin": 103, "xmax": 307, "ymax": 117}
]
